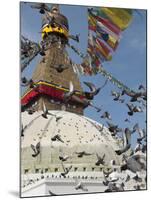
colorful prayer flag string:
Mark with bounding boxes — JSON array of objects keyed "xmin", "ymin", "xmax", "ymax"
[{"xmin": 76, "ymin": 7, "xmax": 135, "ymax": 92}]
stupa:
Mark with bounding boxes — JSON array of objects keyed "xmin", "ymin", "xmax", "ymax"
[{"xmin": 21, "ymin": 4, "xmax": 146, "ymax": 197}]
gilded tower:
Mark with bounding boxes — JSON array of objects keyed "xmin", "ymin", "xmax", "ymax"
[{"xmin": 21, "ymin": 5, "xmax": 84, "ymax": 114}]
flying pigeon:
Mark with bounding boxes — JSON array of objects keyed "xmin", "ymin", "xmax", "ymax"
[{"xmin": 30, "ymin": 142, "xmax": 40, "ymax": 157}]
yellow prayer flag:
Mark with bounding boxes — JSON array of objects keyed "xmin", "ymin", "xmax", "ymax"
[
  {"xmin": 88, "ymin": 14, "xmax": 97, "ymax": 27},
  {"xmin": 100, "ymin": 8, "xmax": 133, "ymax": 30}
]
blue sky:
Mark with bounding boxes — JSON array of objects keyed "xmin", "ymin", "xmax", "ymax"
[{"xmin": 21, "ymin": 2, "xmax": 147, "ymax": 148}]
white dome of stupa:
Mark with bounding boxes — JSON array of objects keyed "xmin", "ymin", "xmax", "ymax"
[{"xmin": 21, "ymin": 110, "xmax": 122, "ymax": 175}]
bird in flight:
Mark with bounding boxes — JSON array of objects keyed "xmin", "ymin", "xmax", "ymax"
[
  {"xmin": 30, "ymin": 142, "xmax": 41, "ymax": 157},
  {"xmin": 60, "ymin": 162, "xmax": 72, "ymax": 178}
]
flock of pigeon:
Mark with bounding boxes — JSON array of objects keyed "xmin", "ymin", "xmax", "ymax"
[
  {"xmin": 54, "ymin": 146, "xmax": 146, "ymax": 193},
  {"xmin": 23, "ymin": 148, "xmax": 146, "ymax": 194},
  {"xmin": 21, "ymin": 78, "xmax": 147, "ymax": 194}
]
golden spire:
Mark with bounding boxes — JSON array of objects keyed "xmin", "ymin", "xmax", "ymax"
[{"xmin": 22, "ymin": 4, "xmax": 84, "ymax": 115}]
